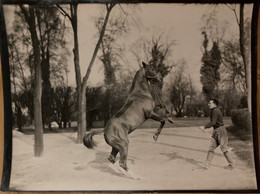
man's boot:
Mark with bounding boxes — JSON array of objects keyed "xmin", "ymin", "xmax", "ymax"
[{"xmin": 224, "ymin": 151, "xmax": 233, "ymax": 170}]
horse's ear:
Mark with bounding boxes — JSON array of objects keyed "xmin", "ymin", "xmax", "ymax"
[{"xmin": 142, "ymin": 62, "xmax": 148, "ymax": 68}]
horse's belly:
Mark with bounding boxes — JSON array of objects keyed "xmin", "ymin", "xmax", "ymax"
[
  {"xmin": 104, "ymin": 100, "xmax": 154, "ymax": 136},
  {"xmin": 122, "ymin": 101, "xmax": 153, "ymax": 128},
  {"xmin": 124, "ymin": 112, "xmax": 146, "ymax": 130}
]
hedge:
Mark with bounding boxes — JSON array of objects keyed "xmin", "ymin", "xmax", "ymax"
[{"xmin": 231, "ymin": 109, "xmax": 252, "ymax": 132}]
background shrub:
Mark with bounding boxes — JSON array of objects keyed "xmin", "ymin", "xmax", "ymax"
[
  {"xmin": 231, "ymin": 109, "xmax": 252, "ymax": 132},
  {"xmin": 237, "ymin": 96, "xmax": 248, "ymax": 109}
]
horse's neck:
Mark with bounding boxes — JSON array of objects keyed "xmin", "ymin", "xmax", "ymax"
[{"xmin": 130, "ymin": 69, "xmax": 151, "ymax": 96}]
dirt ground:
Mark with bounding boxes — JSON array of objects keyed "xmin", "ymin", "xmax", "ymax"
[{"xmin": 10, "ymin": 127, "xmax": 257, "ymax": 191}]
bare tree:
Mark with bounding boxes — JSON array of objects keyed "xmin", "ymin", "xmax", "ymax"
[
  {"xmin": 221, "ymin": 40, "xmax": 246, "ymax": 93},
  {"xmin": 19, "ymin": 5, "xmax": 43, "ymax": 156},
  {"xmin": 10, "ymin": 5, "xmax": 69, "ymax": 130},
  {"xmin": 149, "ymin": 37, "xmax": 175, "ymax": 78},
  {"xmin": 9, "ymin": 35, "xmax": 25, "ymax": 131},
  {"xmin": 78, "ymin": 4, "xmax": 116, "ymax": 143},
  {"xmin": 226, "ymin": 3, "xmax": 251, "ymax": 112},
  {"xmin": 131, "ymin": 35, "xmax": 175, "ymax": 77},
  {"xmin": 169, "ymin": 59, "xmax": 193, "ymax": 117},
  {"xmin": 57, "ymin": 3, "xmax": 82, "ymax": 142},
  {"xmin": 57, "ymin": 3, "xmax": 116, "ymax": 143},
  {"xmin": 96, "ymin": 8, "xmax": 129, "ymax": 125}
]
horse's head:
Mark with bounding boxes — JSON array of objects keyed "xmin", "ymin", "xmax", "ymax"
[{"xmin": 142, "ymin": 62, "xmax": 163, "ymax": 84}]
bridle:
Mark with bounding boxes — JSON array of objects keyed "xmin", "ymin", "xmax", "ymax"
[
  {"xmin": 142, "ymin": 67, "xmax": 165, "ymax": 108},
  {"xmin": 148, "ymin": 79, "xmax": 164, "ymax": 108}
]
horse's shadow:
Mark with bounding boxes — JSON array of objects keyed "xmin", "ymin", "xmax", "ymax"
[{"xmin": 88, "ymin": 151, "xmax": 136, "ymax": 179}]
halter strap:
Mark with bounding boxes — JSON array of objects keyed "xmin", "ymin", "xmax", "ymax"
[
  {"xmin": 150, "ymin": 82, "xmax": 164, "ymax": 108},
  {"xmin": 142, "ymin": 67, "xmax": 165, "ymax": 108}
]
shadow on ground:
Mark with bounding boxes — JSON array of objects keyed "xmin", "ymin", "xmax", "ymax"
[
  {"xmin": 88, "ymin": 151, "xmax": 137, "ymax": 180},
  {"xmin": 140, "ymin": 140, "xmax": 223, "ymax": 157}
]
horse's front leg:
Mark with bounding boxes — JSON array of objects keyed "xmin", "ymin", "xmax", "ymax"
[
  {"xmin": 149, "ymin": 111, "xmax": 165, "ymax": 141},
  {"xmin": 153, "ymin": 121, "xmax": 165, "ymax": 141}
]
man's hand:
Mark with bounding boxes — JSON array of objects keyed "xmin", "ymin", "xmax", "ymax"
[{"xmin": 199, "ymin": 126, "xmax": 205, "ymax": 133}]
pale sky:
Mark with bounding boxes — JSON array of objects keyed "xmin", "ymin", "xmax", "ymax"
[
  {"xmin": 3, "ymin": 3, "xmax": 253, "ymax": 90},
  {"xmin": 70, "ymin": 3, "xmax": 253, "ymax": 89}
]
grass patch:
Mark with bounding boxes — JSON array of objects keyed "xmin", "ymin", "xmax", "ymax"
[
  {"xmin": 139, "ymin": 117, "xmax": 232, "ymax": 129},
  {"xmin": 19, "ymin": 117, "xmax": 233, "ymax": 134},
  {"xmin": 227, "ymin": 125, "xmax": 255, "ymax": 169}
]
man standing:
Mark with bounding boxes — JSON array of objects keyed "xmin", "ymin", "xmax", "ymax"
[{"xmin": 199, "ymin": 98, "xmax": 233, "ymax": 170}]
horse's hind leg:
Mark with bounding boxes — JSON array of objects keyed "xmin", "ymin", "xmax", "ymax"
[
  {"xmin": 118, "ymin": 139, "xmax": 129, "ymax": 171},
  {"xmin": 108, "ymin": 147, "xmax": 118, "ymax": 164},
  {"xmin": 105, "ymin": 134, "xmax": 119, "ymax": 164},
  {"xmin": 109, "ymin": 136, "xmax": 129, "ymax": 171},
  {"xmin": 105, "ymin": 126, "xmax": 129, "ymax": 171},
  {"xmin": 105, "ymin": 133, "xmax": 128, "ymax": 170},
  {"xmin": 108, "ymin": 140, "xmax": 129, "ymax": 171}
]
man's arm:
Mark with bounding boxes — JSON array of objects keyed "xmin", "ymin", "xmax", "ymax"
[
  {"xmin": 204, "ymin": 109, "xmax": 218, "ymax": 129},
  {"xmin": 199, "ymin": 108, "xmax": 219, "ymax": 132}
]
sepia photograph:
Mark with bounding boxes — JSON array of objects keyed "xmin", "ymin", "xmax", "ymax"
[{"xmin": 1, "ymin": 1, "xmax": 259, "ymax": 192}]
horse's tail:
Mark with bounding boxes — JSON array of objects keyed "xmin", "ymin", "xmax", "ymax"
[{"xmin": 83, "ymin": 129, "xmax": 104, "ymax": 149}]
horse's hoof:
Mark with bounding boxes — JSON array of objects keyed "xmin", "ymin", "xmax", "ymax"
[
  {"xmin": 153, "ymin": 134, "xmax": 158, "ymax": 141},
  {"xmin": 168, "ymin": 117, "xmax": 174, "ymax": 123},
  {"xmin": 108, "ymin": 155, "xmax": 116, "ymax": 164},
  {"xmin": 119, "ymin": 162, "xmax": 128, "ymax": 171}
]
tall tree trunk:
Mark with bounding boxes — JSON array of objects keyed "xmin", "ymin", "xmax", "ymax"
[
  {"xmin": 78, "ymin": 84, "xmax": 87, "ymax": 143},
  {"xmin": 32, "ymin": 8, "xmax": 44, "ymax": 157},
  {"xmin": 239, "ymin": 3, "xmax": 251, "ymax": 113},
  {"xmin": 20, "ymin": 5, "xmax": 44, "ymax": 156},
  {"xmin": 77, "ymin": 4, "xmax": 115, "ymax": 143},
  {"xmin": 70, "ymin": 4, "xmax": 83, "ymax": 143},
  {"xmin": 56, "ymin": 3, "xmax": 82, "ymax": 140}
]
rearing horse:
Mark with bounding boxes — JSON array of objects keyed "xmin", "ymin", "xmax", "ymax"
[{"xmin": 83, "ymin": 62, "xmax": 167, "ymax": 172}]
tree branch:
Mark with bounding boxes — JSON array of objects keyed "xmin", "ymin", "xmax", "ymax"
[
  {"xmin": 82, "ymin": 3, "xmax": 115, "ymax": 87},
  {"xmin": 19, "ymin": 5, "xmax": 31, "ymax": 24},
  {"xmin": 56, "ymin": 4, "xmax": 72, "ymax": 22},
  {"xmin": 225, "ymin": 4, "xmax": 240, "ymax": 25},
  {"xmin": 119, "ymin": 4, "xmax": 128, "ymax": 16}
]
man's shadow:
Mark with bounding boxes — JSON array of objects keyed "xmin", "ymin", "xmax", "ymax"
[
  {"xmin": 161, "ymin": 152, "xmax": 203, "ymax": 168},
  {"xmin": 161, "ymin": 152, "xmax": 224, "ymax": 169}
]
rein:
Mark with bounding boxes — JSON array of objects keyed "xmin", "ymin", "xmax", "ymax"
[
  {"xmin": 142, "ymin": 67, "xmax": 165, "ymax": 108},
  {"xmin": 149, "ymin": 81, "xmax": 164, "ymax": 108}
]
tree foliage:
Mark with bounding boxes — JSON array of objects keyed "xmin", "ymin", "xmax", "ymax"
[
  {"xmin": 200, "ymin": 32, "xmax": 221, "ymax": 100},
  {"xmin": 148, "ymin": 38, "xmax": 173, "ymax": 78},
  {"xmin": 221, "ymin": 40, "xmax": 246, "ymax": 93},
  {"xmin": 9, "ymin": 5, "xmax": 69, "ymax": 132},
  {"xmin": 96, "ymin": 7, "xmax": 130, "ymax": 124},
  {"xmin": 52, "ymin": 86, "xmax": 75, "ymax": 129},
  {"xmin": 132, "ymin": 35, "xmax": 175, "ymax": 78},
  {"xmin": 19, "ymin": 4, "xmax": 44, "ymax": 156}
]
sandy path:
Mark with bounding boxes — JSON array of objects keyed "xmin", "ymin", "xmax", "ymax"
[{"xmin": 10, "ymin": 127, "xmax": 257, "ymax": 191}]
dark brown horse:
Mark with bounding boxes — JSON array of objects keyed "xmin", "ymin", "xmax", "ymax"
[{"xmin": 83, "ymin": 62, "xmax": 169, "ymax": 172}]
